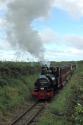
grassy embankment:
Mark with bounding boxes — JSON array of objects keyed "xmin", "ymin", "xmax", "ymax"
[
  {"xmin": 38, "ymin": 61, "xmax": 83, "ymax": 125},
  {"xmin": 0, "ymin": 61, "xmax": 40, "ymax": 123}
]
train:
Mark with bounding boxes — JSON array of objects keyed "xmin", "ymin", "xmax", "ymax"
[{"xmin": 32, "ymin": 64, "xmax": 76, "ymax": 100}]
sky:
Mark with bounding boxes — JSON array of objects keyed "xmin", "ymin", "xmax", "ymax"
[{"xmin": 0, "ymin": 0, "xmax": 83, "ymax": 62}]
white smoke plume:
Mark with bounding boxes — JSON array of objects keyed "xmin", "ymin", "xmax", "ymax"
[{"xmin": 6, "ymin": 0, "xmax": 54, "ymax": 60}]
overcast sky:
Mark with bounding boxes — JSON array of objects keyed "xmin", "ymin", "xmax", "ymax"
[{"xmin": 0, "ymin": 0, "xmax": 83, "ymax": 61}]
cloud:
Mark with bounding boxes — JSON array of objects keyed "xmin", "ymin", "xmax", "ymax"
[
  {"xmin": 54, "ymin": 0, "xmax": 83, "ymax": 18},
  {"xmin": 0, "ymin": 40, "xmax": 11, "ymax": 49},
  {"xmin": 0, "ymin": 19, "xmax": 7, "ymax": 28},
  {"xmin": 0, "ymin": 0, "xmax": 5, "ymax": 4},
  {"xmin": 0, "ymin": 49, "xmax": 38, "ymax": 62},
  {"xmin": 39, "ymin": 28, "xmax": 59, "ymax": 44},
  {"xmin": 65, "ymin": 36, "xmax": 83, "ymax": 50},
  {"xmin": 45, "ymin": 48, "xmax": 83, "ymax": 61},
  {"xmin": 39, "ymin": 28, "xmax": 83, "ymax": 50},
  {"xmin": 40, "ymin": 27, "xmax": 83, "ymax": 60}
]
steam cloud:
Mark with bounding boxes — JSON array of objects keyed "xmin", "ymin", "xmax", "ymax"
[{"xmin": 7, "ymin": 0, "xmax": 53, "ymax": 60}]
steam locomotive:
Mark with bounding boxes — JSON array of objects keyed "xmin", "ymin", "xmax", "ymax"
[{"xmin": 32, "ymin": 64, "xmax": 76, "ymax": 100}]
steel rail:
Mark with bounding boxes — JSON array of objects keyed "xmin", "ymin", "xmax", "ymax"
[
  {"xmin": 10, "ymin": 102, "xmax": 38, "ymax": 125},
  {"xmin": 27, "ymin": 105, "xmax": 44, "ymax": 125}
]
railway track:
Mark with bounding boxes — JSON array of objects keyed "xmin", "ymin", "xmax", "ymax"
[{"xmin": 10, "ymin": 102, "xmax": 45, "ymax": 125}]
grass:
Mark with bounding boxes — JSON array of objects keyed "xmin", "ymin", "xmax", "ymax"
[
  {"xmin": 38, "ymin": 62, "xmax": 83, "ymax": 125},
  {"xmin": 0, "ymin": 74, "xmax": 38, "ymax": 123},
  {"xmin": 0, "ymin": 61, "xmax": 40, "ymax": 123}
]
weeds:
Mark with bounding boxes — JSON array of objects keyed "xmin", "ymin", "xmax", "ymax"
[{"xmin": 0, "ymin": 61, "xmax": 39, "ymax": 123}]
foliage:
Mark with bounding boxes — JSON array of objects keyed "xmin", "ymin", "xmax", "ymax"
[
  {"xmin": 0, "ymin": 61, "xmax": 40, "ymax": 79},
  {"xmin": 0, "ymin": 61, "xmax": 39, "ymax": 123},
  {"xmin": 74, "ymin": 103, "xmax": 83, "ymax": 125}
]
